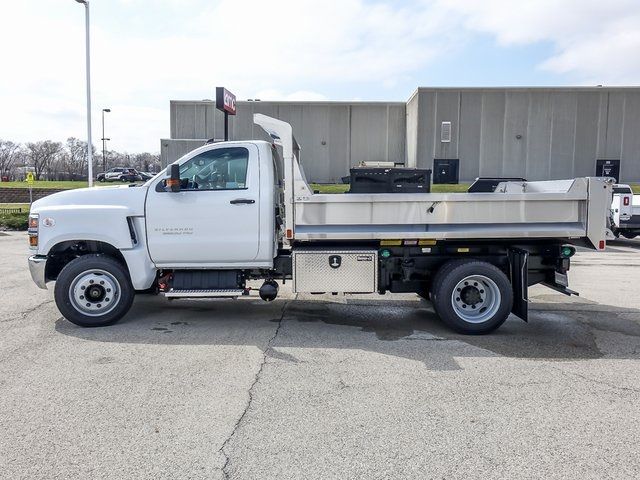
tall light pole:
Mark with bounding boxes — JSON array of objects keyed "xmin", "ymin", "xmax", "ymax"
[
  {"xmin": 101, "ymin": 108, "xmax": 111, "ymax": 172},
  {"xmin": 75, "ymin": 0, "xmax": 93, "ymax": 186}
]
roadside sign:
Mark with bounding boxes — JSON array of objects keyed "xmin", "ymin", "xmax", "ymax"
[
  {"xmin": 215, "ymin": 86, "xmax": 237, "ymax": 141},
  {"xmin": 216, "ymin": 87, "xmax": 237, "ymax": 115},
  {"xmin": 26, "ymin": 172, "xmax": 34, "ymax": 205}
]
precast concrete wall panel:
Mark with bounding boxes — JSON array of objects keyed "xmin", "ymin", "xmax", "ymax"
[
  {"xmin": 502, "ymin": 91, "xmax": 529, "ymax": 177},
  {"xmin": 621, "ymin": 92, "xmax": 640, "ymax": 181},
  {"xmin": 458, "ymin": 92, "xmax": 482, "ymax": 181},
  {"xmin": 479, "ymin": 92, "xmax": 506, "ymax": 177},
  {"xmin": 327, "ymin": 105, "xmax": 351, "ymax": 182},
  {"xmin": 549, "ymin": 92, "xmax": 578, "ymax": 180},
  {"xmin": 573, "ymin": 92, "xmax": 601, "ymax": 178},
  {"xmin": 417, "ymin": 91, "xmax": 437, "ymax": 170},
  {"xmin": 349, "ymin": 105, "xmax": 388, "ymax": 165},
  {"xmin": 605, "ymin": 92, "xmax": 626, "ymax": 160},
  {"xmin": 525, "ymin": 92, "xmax": 553, "ymax": 181},
  {"xmin": 299, "ymin": 105, "xmax": 330, "ymax": 182},
  {"xmin": 406, "ymin": 93, "xmax": 419, "ymax": 168},
  {"xmin": 387, "ymin": 104, "xmax": 406, "ymax": 164},
  {"xmin": 434, "ymin": 90, "xmax": 460, "ymax": 160}
]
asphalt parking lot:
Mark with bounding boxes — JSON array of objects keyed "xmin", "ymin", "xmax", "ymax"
[{"xmin": 1, "ymin": 231, "xmax": 639, "ymax": 479}]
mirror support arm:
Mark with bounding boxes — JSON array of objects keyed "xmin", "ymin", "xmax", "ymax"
[{"xmin": 167, "ymin": 164, "xmax": 181, "ymax": 192}]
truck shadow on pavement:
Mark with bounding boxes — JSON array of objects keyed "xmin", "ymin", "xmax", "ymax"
[
  {"xmin": 600, "ymin": 238, "xmax": 640, "ymax": 252},
  {"xmin": 54, "ymin": 294, "xmax": 640, "ymax": 371}
]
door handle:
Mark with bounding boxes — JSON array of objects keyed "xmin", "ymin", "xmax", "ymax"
[{"xmin": 230, "ymin": 199, "xmax": 255, "ymax": 205}]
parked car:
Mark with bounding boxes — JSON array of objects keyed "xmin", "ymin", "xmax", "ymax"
[
  {"xmin": 119, "ymin": 168, "xmax": 143, "ymax": 183},
  {"xmin": 97, "ymin": 167, "xmax": 142, "ymax": 183},
  {"xmin": 139, "ymin": 171, "xmax": 155, "ymax": 181}
]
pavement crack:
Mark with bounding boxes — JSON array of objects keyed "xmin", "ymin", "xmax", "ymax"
[
  {"xmin": 218, "ymin": 301, "xmax": 288, "ymax": 479},
  {"xmin": 552, "ymin": 366, "xmax": 640, "ymax": 395},
  {"xmin": 2, "ymin": 299, "xmax": 54, "ymax": 323}
]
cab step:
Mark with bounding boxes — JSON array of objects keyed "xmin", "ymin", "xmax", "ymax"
[{"xmin": 163, "ymin": 288, "xmax": 247, "ymax": 299}]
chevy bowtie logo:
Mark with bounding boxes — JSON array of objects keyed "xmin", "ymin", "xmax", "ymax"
[{"xmin": 329, "ymin": 255, "xmax": 342, "ymax": 269}]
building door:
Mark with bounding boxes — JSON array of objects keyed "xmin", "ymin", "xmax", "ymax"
[
  {"xmin": 596, "ymin": 159, "xmax": 620, "ymax": 182},
  {"xmin": 433, "ymin": 159, "xmax": 460, "ymax": 184}
]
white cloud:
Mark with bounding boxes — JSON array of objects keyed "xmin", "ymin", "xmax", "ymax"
[
  {"xmin": 440, "ymin": 0, "xmax": 640, "ymax": 83},
  {"xmin": 2, "ymin": 0, "xmax": 640, "ymax": 152},
  {"xmin": 0, "ymin": 0, "xmax": 461, "ymax": 151}
]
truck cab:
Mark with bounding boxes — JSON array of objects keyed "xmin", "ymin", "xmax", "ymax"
[{"xmin": 145, "ymin": 141, "xmax": 280, "ymax": 268}]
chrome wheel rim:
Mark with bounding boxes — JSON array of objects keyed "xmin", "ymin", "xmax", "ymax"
[
  {"xmin": 451, "ymin": 275, "xmax": 501, "ymax": 324},
  {"xmin": 69, "ymin": 269, "xmax": 120, "ymax": 317}
]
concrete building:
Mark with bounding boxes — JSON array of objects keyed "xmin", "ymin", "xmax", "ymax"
[{"xmin": 162, "ymin": 87, "xmax": 640, "ymax": 183}]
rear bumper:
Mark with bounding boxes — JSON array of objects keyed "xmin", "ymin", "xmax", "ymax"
[
  {"xmin": 620, "ymin": 214, "xmax": 640, "ymax": 229},
  {"xmin": 28, "ymin": 255, "xmax": 48, "ymax": 290}
]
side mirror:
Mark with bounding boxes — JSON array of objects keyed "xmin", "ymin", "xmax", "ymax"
[{"xmin": 166, "ymin": 164, "xmax": 181, "ymax": 192}]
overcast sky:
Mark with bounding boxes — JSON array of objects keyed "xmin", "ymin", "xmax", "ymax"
[{"xmin": 2, "ymin": 0, "xmax": 640, "ymax": 152}]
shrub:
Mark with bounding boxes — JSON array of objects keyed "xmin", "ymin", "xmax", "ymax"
[{"xmin": 0, "ymin": 212, "xmax": 28, "ymax": 230}]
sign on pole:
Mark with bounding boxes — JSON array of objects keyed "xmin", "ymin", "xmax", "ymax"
[
  {"xmin": 215, "ymin": 87, "xmax": 237, "ymax": 141},
  {"xmin": 26, "ymin": 172, "xmax": 34, "ymax": 205}
]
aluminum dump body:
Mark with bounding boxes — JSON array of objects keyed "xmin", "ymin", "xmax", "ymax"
[
  {"xmin": 254, "ymin": 114, "xmax": 612, "ymax": 250},
  {"xmin": 294, "ymin": 178, "xmax": 606, "ymax": 243}
]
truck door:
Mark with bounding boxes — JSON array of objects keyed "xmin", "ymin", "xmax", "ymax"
[{"xmin": 145, "ymin": 145, "xmax": 260, "ymax": 266}]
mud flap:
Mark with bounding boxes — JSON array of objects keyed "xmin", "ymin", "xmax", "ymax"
[{"xmin": 508, "ymin": 248, "xmax": 529, "ymax": 322}]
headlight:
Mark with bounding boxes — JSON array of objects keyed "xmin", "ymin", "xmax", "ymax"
[{"xmin": 28, "ymin": 213, "xmax": 39, "ymax": 249}]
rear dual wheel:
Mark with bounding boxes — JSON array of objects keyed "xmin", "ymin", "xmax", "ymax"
[{"xmin": 431, "ymin": 259, "xmax": 513, "ymax": 335}]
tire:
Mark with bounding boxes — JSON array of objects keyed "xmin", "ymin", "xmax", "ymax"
[
  {"xmin": 54, "ymin": 254, "xmax": 135, "ymax": 327},
  {"xmin": 98, "ymin": 177, "xmax": 105, "ymax": 183},
  {"xmin": 622, "ymin": 232, "xmax": 637, "ymax": 239},
  {"xmin": 431, "ymin": 259, "xmax": 513, "ymax": 335}
]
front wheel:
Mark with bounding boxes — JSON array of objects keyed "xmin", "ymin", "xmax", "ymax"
[
  {"xmin": 54, "ymin": 254, "xmax": 135, "ymax": 327},
  {"xmin": 431, "ymin": 259, "xmax": 513, "ymax": 334}
]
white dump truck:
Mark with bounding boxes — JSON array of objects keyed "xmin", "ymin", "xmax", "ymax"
[
  {"xmin": 610, "ymin": 184, "xmax": 640, "ymax": 239},
  {"xmin": 27, "ymin": 115, "xmax": 613, "ymax": 334}
]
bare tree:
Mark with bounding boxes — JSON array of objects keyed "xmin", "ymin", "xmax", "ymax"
[
  {"xmin": 0, "ymin": 140, "xmax": 22, "ymax": 178},
  {"xmin": 62, "ymin": 137, "xmax": 89, "ymax": 179},
  {"xmin": 27, "ymin": 141, "xmax": 63, "ymax": 180},
  {"xmin": 133, "ymin": 152, "xmax": 161, "ymax": 172}
]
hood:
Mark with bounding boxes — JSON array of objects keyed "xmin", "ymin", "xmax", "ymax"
[{"xmin": 31, "ymin": 184, "xmax": 148, "ymax": 216}]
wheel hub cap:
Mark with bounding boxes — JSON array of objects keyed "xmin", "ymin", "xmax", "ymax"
[
  {"xmin": 69, "ymin": 270, "xmax": 120, "ymax": 317},
  {"xmin": 451, "ymin": 275, "xmax": 501, "ymax": 324}
]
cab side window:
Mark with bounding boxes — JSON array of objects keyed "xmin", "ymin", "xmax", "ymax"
[{"xmin": 178, "ymin": 147, "xmax": 249, "ymax": 191}]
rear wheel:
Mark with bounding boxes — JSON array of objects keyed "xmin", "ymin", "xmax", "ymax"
[
  {"xmin": 54, "ymin": 254, "xmax": 135, "ymax": 327},
  {"xmin": 431, "ymin": 259, "xmax": 513, "ymax": 334}
]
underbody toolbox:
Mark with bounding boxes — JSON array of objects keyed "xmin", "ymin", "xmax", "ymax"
[{"xmin": 293, "ymin": 249, "xmax": 378, "ymax": 293}]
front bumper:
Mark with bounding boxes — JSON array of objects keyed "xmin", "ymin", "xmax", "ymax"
[{"xmin": 28, "ymin": 255, "xmax": 48, "ymax": 289}]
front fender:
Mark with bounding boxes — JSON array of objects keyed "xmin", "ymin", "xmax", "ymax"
[{"xmin": 35, "ymin": 205, "xmax": 135, "ymax": 255}]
